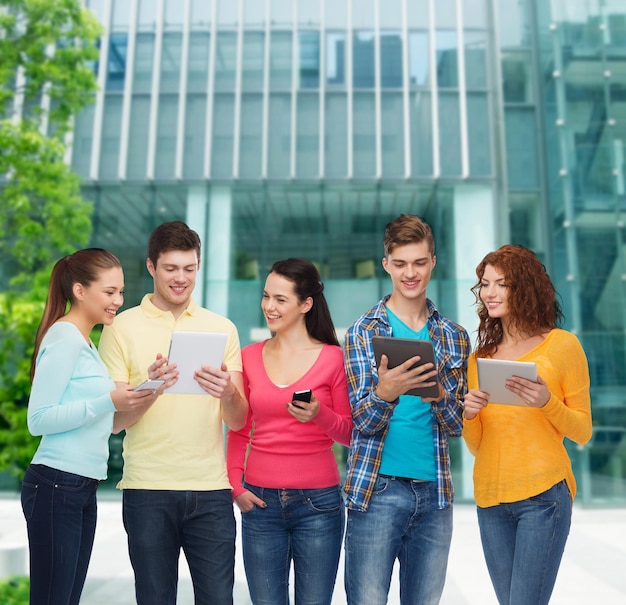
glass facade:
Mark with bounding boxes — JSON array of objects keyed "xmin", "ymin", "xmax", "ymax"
[{"xmin": 64, "ymin": 0, "xmax": 626, "ymax": 502}]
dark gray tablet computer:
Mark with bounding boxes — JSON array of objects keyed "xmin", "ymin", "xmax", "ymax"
[{"xmin": 371, "ymin": 336, "xmax": 439, "ymax": 398}]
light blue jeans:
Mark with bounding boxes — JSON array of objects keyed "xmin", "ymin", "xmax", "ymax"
[
  {"xmin": 344, "ymin": 476, "xmax": 453, "ymax": 605},
  {"xmin": 477, "ymin": 480, "xmax": 572, "ymax": 605},
  {"xmin": 241, "ymin": 482, "xmax": 344, "ymax": 605}
]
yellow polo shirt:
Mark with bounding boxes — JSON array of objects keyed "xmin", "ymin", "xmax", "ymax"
[{"xmin": 99, "ymin": 294, "xmax": 242, "ymax": 490}]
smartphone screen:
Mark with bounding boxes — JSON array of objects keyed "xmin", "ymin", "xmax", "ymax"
[{"xmin": 292, "ymin": 389, "xmax": 312, "ymax": 408}]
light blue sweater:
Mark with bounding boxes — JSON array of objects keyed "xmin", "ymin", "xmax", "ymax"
[{"xmin": 28, "ymin": 322, "xmax": 116, "ymax": 480}]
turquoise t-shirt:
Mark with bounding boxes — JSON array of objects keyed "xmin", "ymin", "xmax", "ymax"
[{"xmin": 378, "ymin": 308, "xmax": 437, "ymax": 480}]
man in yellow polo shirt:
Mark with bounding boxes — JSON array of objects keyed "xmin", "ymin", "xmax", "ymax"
[{"xmin": 99, "ymin": 221, "xmax": 248, "ymax": 605}]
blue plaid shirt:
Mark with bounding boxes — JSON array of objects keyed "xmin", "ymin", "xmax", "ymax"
[{"xmin": 343, "ymin": 295, "xmax": 470, "ymax": 511}]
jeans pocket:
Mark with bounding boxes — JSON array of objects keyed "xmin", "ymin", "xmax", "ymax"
[
  {"xmin": 305, "ymin": 486, "xmax": 342, "ymax": 513},
  {"xmin": 21, "ymin": 481, "xmax": 38, "ymax": 520}
]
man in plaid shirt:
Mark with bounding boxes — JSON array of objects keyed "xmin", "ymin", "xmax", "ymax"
[{"xmin": 343, "ymin": 214, "xmax": 470, "ymax": 605}]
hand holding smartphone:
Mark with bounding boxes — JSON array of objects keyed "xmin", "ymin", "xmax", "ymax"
[
  {"xmin": 134, "ymin": 379, "xmax": 165, "ymax": 392},
  {"xmin": 292, "ymin": 389, "xmax": 312, "ymax": 409}
]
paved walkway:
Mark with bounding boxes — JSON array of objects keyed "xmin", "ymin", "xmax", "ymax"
[{"xmin": 2, "ymin": 493, "xmax": 626, "ymax": 604}]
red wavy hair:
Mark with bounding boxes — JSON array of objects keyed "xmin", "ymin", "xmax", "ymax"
[{"xmin": 471, "ymin": 245, "xmax": 563, "ymax": 358}]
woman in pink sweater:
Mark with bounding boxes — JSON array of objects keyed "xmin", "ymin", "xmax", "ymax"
[
  {"xmin": 227, "ymin": 258, "xmax": 352, "ymax": 605},
  {"xmin": 463, "ymin": 245, "xmax": 592, "ymax": 605}
]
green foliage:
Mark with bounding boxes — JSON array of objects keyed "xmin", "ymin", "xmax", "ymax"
[
  {"xmin": 0, "ymin": 576, "xmax": 29, "ymax": 604},
  {"xmin": 0, "ymin": 0, "xmax": 101, "ymax": 476}
]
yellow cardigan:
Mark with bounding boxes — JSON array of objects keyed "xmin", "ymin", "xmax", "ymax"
[{"xmin": 462, "ymin": 329, "xmax": 592, "ymax": 508}]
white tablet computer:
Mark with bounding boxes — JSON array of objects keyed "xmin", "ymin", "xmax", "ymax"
[
  {"xmin": 371, "ymin": 336, "xmax": 439, "ymax": 398},
  {"xmin": 476, "ymin": 358, "xmax": 538, "ymax": 406},
  {"xmin": 166, "ymin": 331, "xmax": 228, "ymax": 395}
]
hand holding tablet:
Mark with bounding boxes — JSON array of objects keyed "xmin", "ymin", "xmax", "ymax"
[
  {"xmin": 165, "ymin": 331, "xmax": 228, "ymax": 395},
  {"xmin": 476, "ymin": 358, "xmax": 538, "ymax": 406},
  {"xmin": 372, "ymin": 336, "xmax": 440, "ymax": 399}
]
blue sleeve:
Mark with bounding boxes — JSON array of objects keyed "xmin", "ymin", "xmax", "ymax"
[
  {"xmin": 344, "ymin": 323, "xmax": 397, "ymax": 436},
  {"xmin": 28, "ymin": 332, "xmax": 115, "ymax": 436}
]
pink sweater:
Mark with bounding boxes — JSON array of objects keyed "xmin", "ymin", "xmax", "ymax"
[{"xmin": 227, "ymin": 341, "xmax": 353, "ymax": 498}]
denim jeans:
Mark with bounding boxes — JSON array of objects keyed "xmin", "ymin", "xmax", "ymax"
[
  {"xmin": 477, "ymin": 480, "xmax": 572, "ymax": 605},
  {"xmin": 344, "ymin": 476, "xmax": 452, "ymax": 605},
  {"xmin": 241, "ymin": 482, "xmax": 344, "ymax": 605},
  {"xmin": 122, "ymin": 489, "xmax": 236, "ymax": 605},
  {"xmin": 21, "ymin": 464, "xmax": 99, "ymax": 605}
]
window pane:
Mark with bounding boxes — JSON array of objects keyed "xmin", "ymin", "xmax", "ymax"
[
  {"xmin": 439, "ymin": 93, "xmax": 461, "ymax": 176},
  {"xmin": 214, "ymin": 32, "xmax": 237, "ymax": 92},
  {"xmin": 99, "ymin": 96, "xmax": 123, "ymax": 179},
  {"xmin": 467, "ymin": 93, "xmax": 491, "ymax": 176},
  {"xmin": 409, "ymin": 32, "xmax": 429, "ymax": 86},
  {"xmin": 127, "ymin": 95, "xmax": 150, "ymax": 179},
  {"xmin": 353, "ymin": 31, "xmax": 375, "ymax": 88},
  {"xmin": 505, "ymin": 107, "xmax": 538, "ymax": 188},
  {"xmin": 107, "ymin": 34, "xmax": 128, "ymax": 91},
  {"xmin": 325, "ymin": 0, "xmax": 347, "ymax": 28},
  {"xmin": 155, "ymin": 95, "xmax": 178, "ymax": 179},
  {"xmin": 326, "ymin": 32, "xmax": 346, "ymax": 86},
  {"xmin": 380, "ymin": 32, "xmax": 403, "ymax": 88},
  {"xmin": 268, "ymin": 93, "xmax": 291, "ymax": 178},
  {"xmin": 160, "ymin": 33, "xmax": 182, "ymax": 94},
  {"xmin": 270, "ymin": 32, "xmax": 292, "ymax": 91},
  {"xmin": 352, "ymin": 0, "xmax": 375, "ymax": 29},
  {"xmin": 464, "ymin": 31, "xmax": 487, "ymax": 89},
  {"xmin": 211, "ymin": 94, "xmax": 235, "ymax": 177},
  {"xmin": 410, "ymin": 91, "xmax": 433, "ymax": 176},
  {"xmin": 239, "ymin": 94, "xmax": 263, "ymax": 178},
  {"xmin": 133, "ymin": 33, "xmax": 155, "ymax": 94},
  {"xmin": 183, "ymin": 94, "xmax": 207, "ymax": 179},
  {"xmin": 187, "ymin": 32, "xmax": 210, "ymax": 93},
  {"xmin": 242, "ymin": 32, "xmax": 265, "ymax": 91},
  {"xmin": 71, "ymin": 105, "xmax": 95, "ymax": 179},
  {"xmin": 379, "ymin": 0, "xmax": 402, "ymax": 29},
  {"xmin": 296, "ymin": 93, "xmax": 319, "ymax": 178},
  {"xmin": 325, "ymin": 93, "xmax": 347, "ymax": 177},
  {"xmin": 353, "ymin": 92, "xmax": 375, "ymax": 177},
  {"xmin": 191, "ymin": 0, "xmax": 212, "ymax": 27},
  {"xmin": 437, "ymin": 30, "xmax": 458, "ymax": 88},
  {"xmin": 299, "ymin": 31, "xmax": 320, "ymax": 89},
  {"xmin": 381, "ymin": 93, "xmax": 404, "ymax": 177}
]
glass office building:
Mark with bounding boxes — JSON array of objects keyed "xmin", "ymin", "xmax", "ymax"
[{"xmin": 68, "ymin": 0, "xmax": 625, "ymax": 503}]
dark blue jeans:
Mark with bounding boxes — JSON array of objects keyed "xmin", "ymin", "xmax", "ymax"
[
  {"xmin": 477, "ymin": 480, "xmax": 572, "ymax": 605},
  {"xmin": 241, "ymin": 482, "xmax": 345, "ymax": 605},
  {"xmin": 21, "ymin": 464, "xmax": 99, "ymax": 605},
  {"xmin": 122, "ymin": 489, "xmax": 236, "ymax": 605}
]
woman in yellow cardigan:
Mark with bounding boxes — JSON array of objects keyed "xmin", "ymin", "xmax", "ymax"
[{"xmin": 463, "ymin": 245, "xmax": 592, "ymax": 605}]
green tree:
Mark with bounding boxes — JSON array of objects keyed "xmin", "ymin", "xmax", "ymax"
[{"xmin": 0, "ymin": 0, "xmax": 101, "ymax": 477}]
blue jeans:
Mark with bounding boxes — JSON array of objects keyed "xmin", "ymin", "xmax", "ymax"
[
  {"xmin": 241, "ymin": 482, "xmax": 344, "ymax": 605},
  {"xmin": 477, "ymin": 480, "xmax": 572, "ymax": 605},
  {"xmin": 344, "ymin": 476, "xmax": 452, "ymax": 605},
  {"xmin": 21, "ymin": 464, "xmax": 99, "ymax": 605},
  {"xmin": 122, "ymin": 489, "xmax": 236, "ymax": 605}
]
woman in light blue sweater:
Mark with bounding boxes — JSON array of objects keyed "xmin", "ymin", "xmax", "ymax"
[{"xmin": 21, "ymin": 248, "xmax": 158, "ymax": 605}]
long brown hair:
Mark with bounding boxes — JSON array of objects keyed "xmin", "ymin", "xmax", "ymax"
[
  {"xmin": 30, "ymin": 248, "xmax": 122, "ymax": 380},
  {"xmin": 471, "ymin": 245, "xmax": 563, "ymax": 358}
]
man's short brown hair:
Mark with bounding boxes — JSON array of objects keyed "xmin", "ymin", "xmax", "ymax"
[{"xmin": 383, "ymin": 214, "xmax": 435, "ymax": 257}]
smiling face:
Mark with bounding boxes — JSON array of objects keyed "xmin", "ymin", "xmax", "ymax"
[
  {"xmin": 261, "ymin": 272, "xmax": 311, "ymax": 334},
  {"xmin": 479, "ymin": 264, "xmax": 511, "ymax": 320},
  {"xmin": 147, "ymin": 248, "xmax": 198, "ymax": 316},
  {"xmin": 74, "ymin": 266, "xmax": 125, "ymax": 327},
  {"xmin": 382, "ymin": 241, "xmax": 436, "ymax": 304}
]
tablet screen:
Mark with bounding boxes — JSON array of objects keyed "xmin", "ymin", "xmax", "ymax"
[
  {"xmin": 371, "ymin": 336, "xmax": 439, "ymax": 399},
  {"xmin": 166, "ymin": 331, "xmax": 228, "ymax": 395},
  {"xmin": 476, "ymin": 358, "xmax": 537, "ymax": 406}
]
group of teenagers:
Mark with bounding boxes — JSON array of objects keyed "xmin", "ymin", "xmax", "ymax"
[{"xmin": 22, "ymin": 214, "xmax": 592, "ymax": 605}]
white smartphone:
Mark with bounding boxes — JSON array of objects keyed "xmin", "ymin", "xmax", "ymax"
[{"xmin": 133, "ymin": 379, "xmax": 165, "ymax": 392}]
